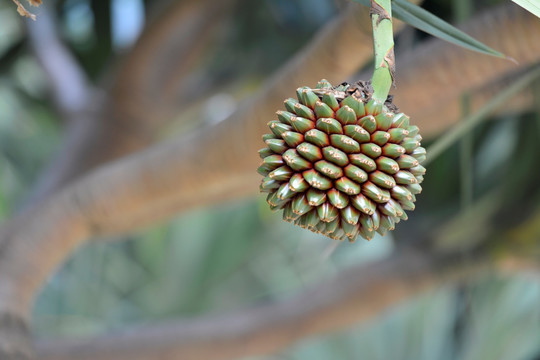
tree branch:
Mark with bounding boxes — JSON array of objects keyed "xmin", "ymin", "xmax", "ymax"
[
  {"xmin": 24, "ymin": 0, "xmax": 235, "ymax": 206},
  {"xmin": 34, "ymin": 249, "xmax": 486, "ymax": 360},
  {"xmin": 0, "ymin": 4, "xmax": 388, "ymax": 357},
  {"xmin": 1, "ymin": 3, "xmax": 538, "ymax": 318},
  {"xmin": 31, "ymin": 4, "xmax": 540, "ymax": 236},
  {"xmin": 26, "ymin": 6, "xmax": 90, "ymax": 117},
  {"xmin": 25, "ymin": 0, "xmax": 424, "ymax": 206},
  {"xmin": 27, "ymin": 2, "xmax": 540, "ymax": 209},
  {"xmin": 2, "ymin": 2, "xmax": 539, "ymax": 358},
  {"xmin": 0, "ymin": 1, "xmax": 379, "ymax": 316}
]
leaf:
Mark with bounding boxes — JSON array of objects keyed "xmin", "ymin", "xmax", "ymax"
[
  {"xmin": 512, "ymin": 0, "xmax": 540, "ymax": 19},
  {"xmin": 393, "ymin": 0, "xmax": 508, "ymax": 58},
  {"xmin": 12, "ymin": 0, "xmax": 36, "ymax": 20},
  {"xmin": 350, "ymin": 0, "xmax": 508, "ymax": 59}
]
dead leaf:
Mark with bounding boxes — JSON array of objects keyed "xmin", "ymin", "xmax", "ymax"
[{"xmin": 13, "ymin": 0, "xmax": 36, "ymax": 20}]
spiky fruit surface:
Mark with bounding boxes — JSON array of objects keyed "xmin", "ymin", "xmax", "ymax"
[{"xmin": 258, "ymin": 80, "xmax": 425, "ymax": 241}]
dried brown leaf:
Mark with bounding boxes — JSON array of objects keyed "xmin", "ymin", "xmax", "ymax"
[{"xmin": 12, "ymin": 0, "xmax": 36, "ymax": 20}]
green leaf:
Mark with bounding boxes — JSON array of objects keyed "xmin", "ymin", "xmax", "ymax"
[
  {"xmin": 512, "ymin": 0, "xmax": 540, "ymax": 19},
  {"xmin": 393, "ymin": 0, "xmax": 507, "ymax": 58},
  {"xmin": 350, "ymin": 0, "xmax": 508, "ymax": 59}
]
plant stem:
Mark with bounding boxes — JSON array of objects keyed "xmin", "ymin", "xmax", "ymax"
[
  {"xmin": 370, "ymin": 0, "xmax": 395, "ymax": 102},
  {"xmin": 454, "ymin": 0, "xmax": 474, "ymax": 210},
  {"xmin": 459, "ymin": 93, "xmax": 473, "ymax": 209}
]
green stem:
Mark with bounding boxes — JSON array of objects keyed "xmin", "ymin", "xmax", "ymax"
[
  {"xmin": 459, "ymin": 93, "xmax": 473, "ymax": 209},
  {"xmin": 370, "ymin": 0, "xmax": 395, "ymax": 102}
]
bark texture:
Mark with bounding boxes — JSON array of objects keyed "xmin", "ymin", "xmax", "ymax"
[{"xmin": 35, "ymin": 250, "xmax": 484, "ymax": 360}]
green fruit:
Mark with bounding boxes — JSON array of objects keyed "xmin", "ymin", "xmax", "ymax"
[
  {"xmin": 327, "ymin": 188, "xmax": 349, "ymax": 209},
  {"xmin": 341, "ymin": 95, "xmax": 365, "ymax": 117},
  {"xmin": 306, "ymin": 188, "xmax": 326, "ymax": 206},
  {"xmin": 291, "ymin": 195, "xmax": 312, "ymax": 216},
  {"xmin": 358, "ymin": 115, "xmax": 377, "ymax": 133},
  {"xmin": 341, "ymin": 205, "xmax": 361, "ymax": 225},
  {"xmin": 315, "ymin": 160, "xmax": 343, "ymax": 180},
  {"xmin": 268, "ymin": 166, "xmax": 293, "ymax": 181},
  {"xmin": 322, "ymin": 146, "xmax": 349, "ymax": 167},
  {"xmin": 387, "ymin": 128, "xmax": 409, "ymax": 143},
  {"xmin": 289, "ymin": 173, "xmax": 309, "ymax": 192},
  {"xmin": 335, "ymin": 177, "xmax": 361, "ymax": 195},
  {"xmin": 258, "ymin": 80, "xmax": 425, "ymax": 241},
  {"xmin": 316, "ymin": 79, "xmax": 333, "ymax": 89},
  {"xmin": 282, "ymin": 149, "xmax": 312, "ymax": 171},
  {"xmin": 281, "ymin": 131, "xmax": 304, "ymax": 147},
  {"xmin": 330, "ymin": 134, "xmax": 360, "ymax": 153},
  {"xmin": 277, "ymin": 111, "xmax": 294, "ymax": 125},
  {"xmin": 322, "ymin": 93, "xmax": 339, "ymax": 111},
  {"xmin": 284, "ymin": 98, "xmax": 299, "ymax": 113},
  {"xmin": 360, "ymin": 143, "xmax": 382, "ymax": 158},
  {"xmin": 301, "ymin": 88, "xmax": 319, "ymax": 108},
  {"xmin": 317, "ymin": 202, "xmax": 339, "ymax": 222},
  {"xmin": 349, "ymin": 153, "xmax": 376, "ymax": 172},
  {"xmin": 351, "ymin": 194, "xmax": 376, "ymax": 215},
  {"xmin": 369, "ymin": 170, "xmax": 396, "ymax": 189},
  {"xmin": 266, "ymin": 139, "xmax": 288, "ymax": 154},
  {"xmin": 344, "ymin": 125, "xmax": 370, "ymax": 143},
  {"xmin": 294, "ymin": 103, "xmax": 315, "ymax": 120},
  {"xmin": 344, "ymin": 164, "xmax": 368, "ymax": 184},
  {"xmin": 336, "ymin": 105, "xmax": 357, "ymax": 125},
  {"xmin": 376, "ymin": 157, "xmax": 400, "ymax": 174},
  {"xmin": 303, "ymin": 169, "xmax": 333, "ymax": 190},
  {"xmin": 290, "ymin": 116, "xmax": 315, "ymax": 133},
  {"xmin": 342, "ymin": 221, "xmax": 360, "ymax": 240},
  {"xmin": 371, "ymin": 131, "xmax": 390, "ymax": 146},
  {"xmin": 304, "ymin": 129, "xmax": 329, "ymax": 147},
  {"xmin": 296, "ymin": 142, "xmax": 323, "ymax": 162},
  {"xmin": 316, "ymin": 118, "xmax": 343, "ymax": 134},
  {"xmin": 314, "ymin": 101, "xmax": 334, "ymax": 118},
  {"xmin": 269, "ymin": 121, "xmax": 292, "ymax": 137}
]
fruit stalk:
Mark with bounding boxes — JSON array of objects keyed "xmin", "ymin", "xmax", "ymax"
[{"xmin": 370, "ymin": 0, "xmax": 395, "ymax": 102}]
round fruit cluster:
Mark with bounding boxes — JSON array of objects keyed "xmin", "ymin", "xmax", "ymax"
[{"xmin": 258, "ymin": 80, "xmax": 425, "ymax": 241}]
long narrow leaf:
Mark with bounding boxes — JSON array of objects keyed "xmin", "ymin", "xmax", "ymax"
[
  {"xmin": 512, "ymin": 0, "xmax": 540, "ymax": 19},
  {"xmin": 350, "ymin": 0, "xmax": 507, "ymax": 59}
]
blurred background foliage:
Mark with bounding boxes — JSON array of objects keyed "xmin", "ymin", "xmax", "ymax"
[{"xmin": 1, "ymin": 0, "xmax": 540, "ymax": 359}]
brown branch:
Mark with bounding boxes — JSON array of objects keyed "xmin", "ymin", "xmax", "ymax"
[
  {"xmin": 1, "ymin": 2, "xmax": 538, "ymax": 358},
  {"xmin": 1, "ymin": 2, "xmax": 537, "ymax": 317},
  {"xmin": 24, "ymin": 0, "xmax": 235, "ymax": 206},
  {"xmin": 26, "ymin": 6, "xmax": 90, "ymax": 117},
  {"xmin": 25, "ymin": 0, "xmax": 424, "ymax": 206},
  {"xmin": 0, "ymin": 4, "xmax": 388, "ymax": 357},
  {"xmin": 34, "ymin": 249, "xmax": 485, "ymax": 360},
  {"xmin": 414, "ymin": 72, "xmax": 535, "ymax": 138},
  {"xmin": 27, "ymin": 1, "xmax": 540, "ymax": 209},
  {"xmin": 30, "ymin": 3, "xmax": 540, "ymax": 235},
  {"xmin": 0, "ymin": 1, "xmax": 379, "ymax": 315},
  {"xmin": 497, "ymin": 257, "xmax": 540, "ymax": 280}
]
